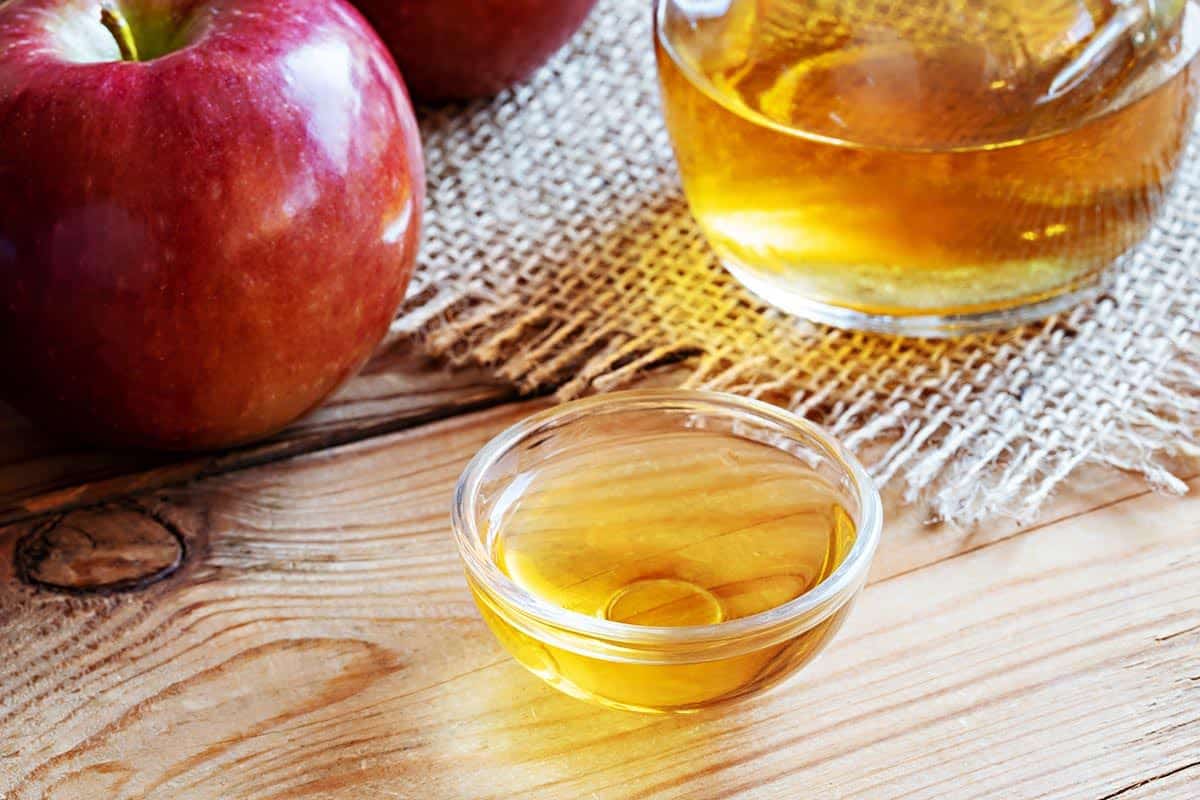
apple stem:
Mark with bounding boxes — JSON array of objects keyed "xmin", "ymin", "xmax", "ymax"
[{"xmin": 99, "ymin": 3, "xmax": 140, "ymax": 63}]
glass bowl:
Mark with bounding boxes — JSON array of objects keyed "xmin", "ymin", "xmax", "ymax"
[{"xmin": 452, "ymin": 390, "xmax": 883, "ymax": 713}]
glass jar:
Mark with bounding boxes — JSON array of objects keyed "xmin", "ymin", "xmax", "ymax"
[{"xmin": 656, "ymin": 0, "xmax": 1200, "ymax": 336}]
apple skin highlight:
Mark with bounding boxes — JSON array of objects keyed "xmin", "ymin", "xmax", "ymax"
[
  {"xmin": 354, "ymin": 0, "xmax": 598, "ymax": 101},
  {"xmin": 0, "ymin": 0, "xmax": 425, "ymax": 450}
]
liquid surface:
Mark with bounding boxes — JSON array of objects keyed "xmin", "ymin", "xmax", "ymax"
[
  {"xmin": 487, "ymin": 430, "xmax": 855, "ymax": 628},
  {"xmin": 657, "ymin": 0, "xmax": 1199, "ymax": 319},
  {"xmin": 667, "ymin": 0, "xmax": 1189, "ymax": 149}
]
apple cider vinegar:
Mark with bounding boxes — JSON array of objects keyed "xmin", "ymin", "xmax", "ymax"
[
  {"xmin": 655, "ymin": 0, "xmax": 1200, "ymax": 334},
  {"xmin": 469, "ymin": 426, "xmax": 857, "ymax": 712}
]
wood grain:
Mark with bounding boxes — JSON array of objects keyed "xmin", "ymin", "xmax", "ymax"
[
  {"xmin": 1, "ymin": 401, "xmax": 1195, "ymax": 799},
  {"xmin": 0, "ymin": 341, "xmax": 515, "ymax": 526}
]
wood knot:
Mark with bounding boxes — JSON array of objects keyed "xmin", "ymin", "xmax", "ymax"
[{"xmin": 15, "ymin": 504, "xmax": 185, "ymax": 594}]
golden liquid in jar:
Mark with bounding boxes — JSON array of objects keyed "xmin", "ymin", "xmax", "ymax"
[
  {"xmin": 471, "ymin": 429, "xmax": 857, "ymax": 713},
  {"xmin": 656, "ymin": 0, "xmax": 1199, "ymax": 321}
]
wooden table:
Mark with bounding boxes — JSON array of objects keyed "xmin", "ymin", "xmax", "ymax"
[{"xmin": 1, "ymin": 340, "xmax": 1197, "ymax": 799}]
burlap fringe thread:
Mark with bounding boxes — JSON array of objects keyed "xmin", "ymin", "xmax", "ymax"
[{"xmin": 392, "ymin": 0, "xmax": 1200, "ymax": 525}]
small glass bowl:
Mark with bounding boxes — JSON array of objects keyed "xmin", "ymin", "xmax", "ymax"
[{"xmin": 452, "ymin": 390, "xmax": 883, "ymax": 713}]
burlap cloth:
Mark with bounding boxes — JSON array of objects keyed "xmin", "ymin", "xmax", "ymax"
[{"xmin": 392, "ymin": 0, "xmax": 1200, "ymax": 524}]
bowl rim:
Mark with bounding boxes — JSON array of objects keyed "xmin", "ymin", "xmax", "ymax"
[{"xmin": 451, "ymin": 389, "xmax": 883, "ymax": 649}]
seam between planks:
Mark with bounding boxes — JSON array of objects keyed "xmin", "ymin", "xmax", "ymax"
[
  {"xmin": 873, "ymin": 470, "xmax": 1200, "ymax": 588},
  {"xmin": 0, "ymin": 385, "xmax": 525, "ymax": 528},
  {"xmin": 1094, "ymin": 759, "xmax": 1200, "ymax": 800}
]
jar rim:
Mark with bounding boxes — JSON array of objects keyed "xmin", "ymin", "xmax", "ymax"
[{"xmin": 451, "ymin": 389, "xmax": 883, "ymax": 650}]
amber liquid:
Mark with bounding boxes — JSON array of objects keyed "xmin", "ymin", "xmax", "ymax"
[
  {"xmin": 471, "ymin": 429, "xmax": 857, "ymax": 713},
  {"xmin": 656, "ymin": 0, "xmax": 1199, "ymax": 323}
]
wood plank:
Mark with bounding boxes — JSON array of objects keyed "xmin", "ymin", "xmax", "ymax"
[
  {"xmin": 0, "ymin": 402, "xmax": 1195, "ymax": 799},
  {"xmin": 0, "ymin": 340, "xmax": 515, "ymax": 525}
]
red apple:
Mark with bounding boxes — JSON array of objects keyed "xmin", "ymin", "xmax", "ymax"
[
  {"xmin": 0, "ymin": 0, "xmax": 424, "ymax": 450},
  {"xmin": 353, "ymin": 0, "xmax": 598, "ymax": 101}
]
